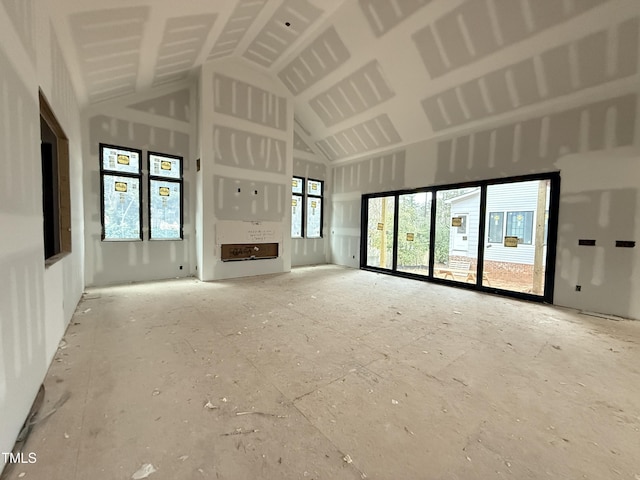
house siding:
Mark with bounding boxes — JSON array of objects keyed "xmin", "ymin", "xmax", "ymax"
[
  {"xmin": 485, "ymin": 181, "xmax": 544, "ymax": 265},
  {"xmin": 448, "ymin": 181, "xmax": 549, "ymax": 265},
  {"xmin": 448, "ymin": 192, "xmax": 480, "ymax": 259}
]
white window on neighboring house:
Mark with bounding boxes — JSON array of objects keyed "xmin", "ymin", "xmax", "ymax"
[
  {"xmin": 487, "ymin": 212, "xmax": 504, "ymax": 243},
  {"xmin": 506, "ymin": 211, "xmax": 534, "ymax": 245}
]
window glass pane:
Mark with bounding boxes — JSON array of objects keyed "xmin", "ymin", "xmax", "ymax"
[
  {"xmin": 455, "ymin": 215, "xmax": 467, "ymax": 234},
  {"xmin": 487, "ymin": 212, "xmax": 504, "ymax": 243},
  {"xmin": 102, "ymin": 146, "xmax": 140, "ymax": 174},
  {"xmin": 150, "ymin": 179, "xmax": 181, "ymax": 239},
  {"xmin": 306, "ymin": 197, "xmax": 322, "ymax": 238},
  {"xmin": 292, "ymin": 177, "xmax": 303, "ymax": 195},
  {"xmin": 365, "ymin": 196, "xmax": 395, "ymax": 269},
  {"xmin": 307, "ymin": 179, "xmax": 322, "ymax": 196},
  {"xmin": 434, "ymin": 187, "xmax": 480, "ymax": 284},
  {"xmin": 150, "ymin": 154, "xmax": 181, "ymax": 179},
  {"xmin": 397, "ymin": 192, "xmax": 432, "ymax": 276},
  {"xmin": 484, "ymin": 180, "xmax": 549, "ymax": 296},
  {"xmin": 103, "ymin": 174, "xmax": 140, "ymax": 240},
  {"xmin": 292, "ymin": 194, "xmax": 303, "ymax": 237},
  {"xmin": 506, "ymin": 211, "xmax": 533, "ymax": 244}
]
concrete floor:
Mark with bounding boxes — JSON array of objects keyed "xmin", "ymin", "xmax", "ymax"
[{"xmin": 5, "ymin": 265, "xmax": 640, "ymax": 480}]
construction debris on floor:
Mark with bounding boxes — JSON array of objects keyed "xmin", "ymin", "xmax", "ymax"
[{"xmin": 4, "ymin": 265, "xmax": 640, "ymax": 480}]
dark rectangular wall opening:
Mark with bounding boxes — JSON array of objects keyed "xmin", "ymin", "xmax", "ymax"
[
  {"xmin": 221, "ymin": 243, "xmax": 279, "ymax": 261},
  {"xmin": 40, "ymin": 91, "xmax": 71, "ymax": 264},
  {"xmin": 41, "ymin": 117, "xmax": 59, "ymax": 259}
]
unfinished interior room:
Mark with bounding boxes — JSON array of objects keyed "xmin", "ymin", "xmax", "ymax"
[{"xmin": 2, "ymin": 0, "xmax": 640, "ymax": 478}]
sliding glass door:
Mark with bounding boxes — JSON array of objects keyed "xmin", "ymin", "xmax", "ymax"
[
  {"xmin": 360, "ymin": 173, "xmax": 559, "ymax": 303},
  {"xmin": 483, "ymin": 179, "xmax": 550, "ymax": 294},
  {"xmin": 397, "ymin": 192, "xmax": 432, "ymax": 276},
  {"xmin": 433, "ymin": 188, "xmax": 480, "ymax": 284},
  {"xmin": 365, "ymin": 196, "xmax": 395, "ymax": 269}
]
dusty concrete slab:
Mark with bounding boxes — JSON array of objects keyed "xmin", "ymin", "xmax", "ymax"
[{"xmin": 4, "ymin": 266, "xmax": 640, "ymax": 480}]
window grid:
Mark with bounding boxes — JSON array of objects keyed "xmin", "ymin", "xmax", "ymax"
[
  {"xmin": 148, "ymin": 152, "xmax": 184, "ymax": 240},
  {"xmin": 306, "ymin": 178, "xmax": 324, "ymax": 239},
  {"xmin": 506, "ymin": 211, "xmax": 534, "ymax": 245},
  {"xmin": 100, "ymin": 143, "xmax": 143, "ymax": 241},
  {"xmin": 292, "ymin": 177, "xmax": 304, "ymax": 238},
  {"xmin": 487, "ymin": 212, "xmax": 504, "ymax": 243},
  {"xmin": 291, "ymin": 177, "xmax": 324, "ymax": 239}
]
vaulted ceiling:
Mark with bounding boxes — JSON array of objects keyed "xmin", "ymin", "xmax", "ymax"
[{"xmin": 49, "ymin": 0, "xmax": 633, "ymax": 163}]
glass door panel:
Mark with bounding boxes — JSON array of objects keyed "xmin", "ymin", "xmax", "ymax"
[
  {"xmin": 434, "ymin": 187, "xmax": 480, "ymax": 284},
  {"xmin": 483, "ymin": 180, "xmax": 550, "ymax": 295},
  {"xmin": 397, "ymin": 192, "xmax": 432, "ymax": 276},
  {"xmin": 366, "ymin": 196, "xmax": 395, "ymax": 269}
]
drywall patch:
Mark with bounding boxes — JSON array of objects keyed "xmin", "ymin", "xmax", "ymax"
[
  {"xmin": 89, "ymin": 115, "xmax": 190, "ymax": 159},
  {"xmin": 309, "ymin": 60, "xmax": 395, "ymax": 127},
  {"xmin": 332, "ymin": 150, "xmax": 405, "ymax": 194},
  {"xmin": 278, "ymin": 26, "xmax": 351, "ymax": 95},
  {"xmin": 213, "ymin": 74, "xmax": 287, "ymax": 131},
  {"xmin": 412, "ymin": 0, "xmax": 610, "ymax": 79},
  {"xmin": 294, "ymin": 131, "xmax": 314, "ymax": 153},
  {"xmin": 541, "ymin": 45, "xmax": 573, "ymax": 97},
  {"xmin": 0, "ymin": 45, "xmax": 39, "ymax": 217},
  {"xmin": 331, "ymin": 198, "xmax": 360, "ymax": 228},
  {"xmin": 208, "ymin": 0, "xmax": 268, "ymax": 60},
  {"xmin": 128, "ymin": 89, "xmax": 191, "ymax": 123},
  {"xmin": 292, "ymin": 236, "xmax": 326, "ymax": 266},
  {"xmin": 1, "ymin": 0, "xmax": 35, "ymax": 61},
  {"xmin": 213, "ymin": 125, "xmax": 286, "ymax": 174},
  {"xmin": 557, "ymin": 188, "xmax": 636, "ymax": 316},
  {"xmin": 330, "ymin": 231, "xmax": 361, "ymax": 268},
  {"xmin": 153, "ymin": 14, "xmax": 217, "ymax": 86},
  {"xmin": 243, "ymin": 0, "xmax": 323, "ymax": 67},
  {"xmin": 295, "ymin": 117, "xmax": 312, "ymax": 137},
  {"xmin": 50, "ymin": 26, "xmax": 79, "ymax": 130},
  {"xmin": 434, "ymin": 94, "xmax": 637, "ymax": 182},
  {"xmin": 293, "ymin": 157, "xmax": 327, "ymax": 180},
  {"xmin": 214, "ymin": 175, "xmax": 285, "ymax": 221},
  {"xmin": 69, "ymin": 6, "xmax": 150, "ymax": 103},
  {"xmin": 0, "ymin": 248, "xmax": 46, "ymax": 451},
  {"xmin": 422, "ymin": 19, "xmax": 638, "ymax": 132},
  {"xmin": 90, "ymin": 238, "xmax": 191, "ymax": 286},
  {"xmin": 315, "ymin": 114, "xmax": 402, "ymax": 161},
  {"xmin": 358, "ymin": 0, "xmax": 431, "ymax": 37}
]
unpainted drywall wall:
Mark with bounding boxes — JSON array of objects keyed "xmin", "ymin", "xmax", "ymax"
[
  {"xmin": 198, "ymin": 58, "xmax": 294, "ymax": 281},
  {"xmin": 322, "ymin": 0, "xmax": 640, "ymax": 319},
  {"xmin": 83, "ymin": 85, "xmax": 195, "ymax": 286},
  {"xmin": 289, "ymin": 0, "xmax": 625, "ymax": 154},
  {"xmin": 554, "ymin": 150, "xmax": 640, "ymax": 319},
  {"xmin": 68, "ymin": 6, "xmax": 150, "ymax": 104},
  {"xmin": 330, "ymin": 150, "xmax": 406, "ymax": 268},
  {"xmin": 0, "ymin": 0, "xmax": 84, "ymax": 471}
]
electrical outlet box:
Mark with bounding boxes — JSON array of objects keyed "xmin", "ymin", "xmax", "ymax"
[
  {"xmin": 578, "ymin": 239, "xmax": 596, "ymax": 246},
  {"xmin": 615, "ymin": 240, "xmax": 635, "ymax": 248}
]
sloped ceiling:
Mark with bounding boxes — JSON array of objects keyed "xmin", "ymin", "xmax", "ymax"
[{"xmin": 51, "ymin": 0, "xmax": 636, "ymax": 163}]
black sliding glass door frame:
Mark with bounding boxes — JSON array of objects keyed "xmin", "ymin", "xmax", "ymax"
[{"xmin": 360, "ymin": 172, "xmax": 561, "ymax": 304}]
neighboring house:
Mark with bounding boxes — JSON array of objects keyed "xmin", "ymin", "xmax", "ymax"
[{"xmin": 447, "ymin": 181, "xmax": 550, "ymax": 266}]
